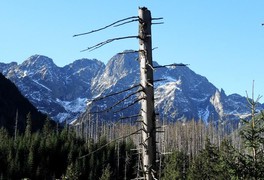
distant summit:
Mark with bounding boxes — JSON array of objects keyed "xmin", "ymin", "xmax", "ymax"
[{"xmin": 22, "ymin": 55, "xmax": 56, "ymax": 68}]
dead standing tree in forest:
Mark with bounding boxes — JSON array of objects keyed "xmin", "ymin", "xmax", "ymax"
[
  {"xmin": 138, "ymin": 7, "xmax": 157, "ymax": 180},
  {"xmin": 74, "ymin": 7, "xmax": 168, "ymax": 180}
]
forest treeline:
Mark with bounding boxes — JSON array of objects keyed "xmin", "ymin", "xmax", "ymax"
[
  {"xmin": 73, "ymin": 113, "xmax": 264, "ymax": 179},
  {"xmin": 0, "ymin": 115, "xmax": 137, "ymax": 179},
  {"xmin": 1, "ymin": 99, "xmax": 264, "ymax": 179}
]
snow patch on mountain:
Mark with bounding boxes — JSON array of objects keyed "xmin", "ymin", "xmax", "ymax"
[
  {"xmin": 198, "ymin": 106, "xmax": 210, "ymax": 124},
  {"xmin": 155, "ymin": 79, "xmax": 181, "ymax": 104},
  {"xmin": 32, "ymin": 80, "xmax": 52, "ymax": 92},
  {"xmin": 22, "ymin": 70, "xmax": 28, "ymax": 78},
  {"xmin": 190, "ymin": 96, "xmax": 208, "ymax": 102},
  {"xmin": 56, "ymin": 98, "xmax": 87, "ymax": 113},
  {"xmin": 56, "ymin": 113, "xmax": 71, "ymax": 123}
]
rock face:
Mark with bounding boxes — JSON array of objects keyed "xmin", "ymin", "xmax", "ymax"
[{"xmin": 0, "ymin": 52, "xmax": 261, "ymax": 123}]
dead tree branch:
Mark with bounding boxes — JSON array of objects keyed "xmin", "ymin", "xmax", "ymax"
[
  {"xmin": 119, "ymin": 114, "xmax": 142, "ymax": 120},
  {"xmin": 151, "ymin": 17, "xmax": 164, "ymax": 25},
  {"xmin": 118, "ymin": 50, "xmax": 140, "ymax": 55},
  {"xmin": 79, "ymin": 129, "xmax": 142, "ymax": 159},
  {"xmin": 73, "ymin": 16, "xmax": 138, "ymax": 37},
  {"xmin": 114, "ymin": 19, "xmax": 139, "ymax": 27},
  {"xmin": 89, "ymin": 90, "xmax": 142, "ymax": 114},
  {"xmin": 105, "ymin": 114, "xmax": 142, "ymax": 132},
  {"xmin": 89, "ymin": 84, "xmax": 141, "ymax": 102},
  {"xmin": 153, "ymin": 78, "xmax": 167, "ymax": 83},
  {"xmin": 152, "ymin": 22, "xmax": 164, "ymax": 25},
  {"xmin": 109, "ymin": 114, "xmax": 142, "ymax": 128},
  {"xmin": 154, "ymin": 63, "xmax": 189, "ymax": 69},
  {"xmin": 152, "ymin": 17, "xmax": 163, "ymax": 21},
  {"xmin": 81, "ymin": 35, "xmax": 139, "ymax": 52},
  {"xmin": 113, "ymin": 97, "xmax": 143, "ymax": 113}
]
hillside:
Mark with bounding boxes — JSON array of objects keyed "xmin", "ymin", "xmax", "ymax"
[{"xmin": 0, "ymin": 73, "xmax": 47, "ymax": 134}]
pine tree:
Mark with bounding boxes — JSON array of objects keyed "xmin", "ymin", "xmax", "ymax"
[
  {"xmin": 43, "ymin": 116, "xmax": 53, "ymax": 137},
  {"xmin": 25, "ymin": 112, "xmax": 32, "ymax": 138},
  {"xmin": 188, "ymin": 138, "xmax": 224, "ymax": 179},
  {"xmin": 14, "ymin": 109, "xmax": 19, "ymax": 140},
  {"xmin": 238, "ymin": 92, "xmax": 264, "ymax": 179},
  {"xmin": 64, "ymin": 162, "xmax": 81, "ymax": 180},
  {"xmin": 99, "ymin": 164, "xmax": 112, "ymax": 180},
  {"xmin": 162, "ymin": 151, "xmax": 189, "ymax": 180},
  {"xmin": 27, "ymin": 146, "xmax": 34, "ymax": 176},
  {"xmin": 0, "ymin": 128, "xmax": 9, "ymax": 177},
  {"xmin": 218, "ymin": 139, "xmax": 239, "ymax": 179}
]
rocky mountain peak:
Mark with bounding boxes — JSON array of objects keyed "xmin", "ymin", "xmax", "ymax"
[
  {"xmin": 66, "ymin": 58, "xmax": 103, "ymax": 69},
  {"xmin": 63, "ymin": 58, "xmax": 105, "ymax": 79},
  {"xmin": 91, "ymin": 51, "xmax": 139, "ymax": 95},
  {"xmin": 13, "ymin": 55, "xmax": 59, "ymax": 81},
  {"xmin": 0, "ymin": 62, "xmax": 17, "ymax": 74},
  {"xmin": 22, "ymin": 55, "xmax": 57, "ymax": 69},
  {"xmin": 105, "ymin": 51, "xmax": 139, "ymax": 77}
]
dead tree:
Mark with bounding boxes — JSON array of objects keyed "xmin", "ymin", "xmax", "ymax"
[{"xmin": 138, "ymin": 7, "xmax": 157, "ymax": 180}]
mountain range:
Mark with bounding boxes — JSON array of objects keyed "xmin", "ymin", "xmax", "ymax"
[{"xmin": 0, "ymin": 51, "xmax": 262, "ymax": 124}]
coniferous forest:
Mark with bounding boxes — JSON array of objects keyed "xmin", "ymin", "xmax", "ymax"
[
  {"xmin": 0, "ymin": 116, "xmax": 137, "ymax": 179},
  {"xmin": 1, "ymin": 97, "xmax": 264, "ymax": 179}
]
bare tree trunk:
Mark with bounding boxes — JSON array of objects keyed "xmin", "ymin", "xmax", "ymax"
[
  {"xmin": 138, "ymin": 7, "xmax": 157, "ymax": 180},
  {"xmin": 14, "ymin": 109, "xmax": 18, "ymax": 140}
]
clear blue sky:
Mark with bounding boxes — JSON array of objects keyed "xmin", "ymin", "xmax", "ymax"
[{"xmin": 1, "ymin": 1, "xmax": 264, "ymax": 101}]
